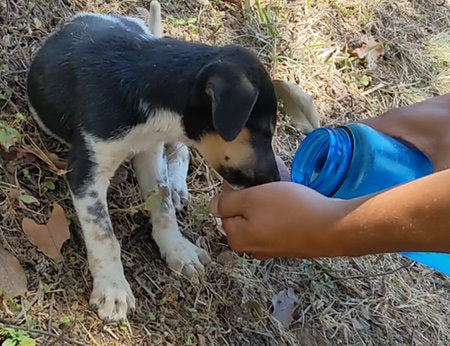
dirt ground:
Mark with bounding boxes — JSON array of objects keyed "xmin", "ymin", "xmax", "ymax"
[{"xmin": 1, "ymin": 0, "xmax": 449, "ymax": 345}]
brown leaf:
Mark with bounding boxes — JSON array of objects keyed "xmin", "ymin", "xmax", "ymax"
[
  {"xmin": 353, "ymin": 35, "xmax": 384, "ymax": 70},
  {"xmin": 0, "ymin": 147, "xmax": 18, "ymax": 161},
  {"xmin": 353, "ymin": 45, "xmax": 368, "ymax": 59},
  {"xmin": 217, "ymin": 250, "xmax": 235, "ymax": 269},
  {"xmin": 197, "ymin": 334, "xmax": 207, "ymax": 346},
  {"xmin": 111, "ymin": 165, "xmax": 129, "ymax": 185},
  {"xmin": 47, "ymin": 152, "xmax": 67, "ymax": 170},
  {"xmin": 0, "ymin": 245, "xmax": 27, "ymax": 298},
  {"xmin": 22, "ymin": 202, "xmax": 70, "ymax": 260}
]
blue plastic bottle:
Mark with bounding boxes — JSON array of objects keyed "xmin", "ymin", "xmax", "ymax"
[{"xmin": 290, "ymin": 123, "xmax": 450, "ymax": 275}]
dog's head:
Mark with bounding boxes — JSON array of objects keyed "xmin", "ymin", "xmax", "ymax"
[{"xmin": 185, "ymin": 46, "xmax": 280, "ymax": 188}]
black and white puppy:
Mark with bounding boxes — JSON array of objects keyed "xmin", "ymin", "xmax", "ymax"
[{"xmin": 27, "ymin": 11, "xmax": 280, "ymax": 322}]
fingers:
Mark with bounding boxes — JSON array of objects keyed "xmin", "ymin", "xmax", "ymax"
[{"xmin": 210, "ymin": 188, "xmax": 248, "ymax": 218}]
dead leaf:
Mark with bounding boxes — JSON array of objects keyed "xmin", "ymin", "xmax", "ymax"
[
  {"xmin": 0, "ymin": 245, "xmax": 27, "ymax": 298},
  {"xmin": 0, "ymin": 147, "xmax": 18, "ymax": 161},
  {"xmin": 271, "ymin": 288, "xmax": 299, "ymax": 328},
  {"xmin": 47, "ymin": 152, "xmax": 67, "ymax": 170},
  {"xmin": 217, "ymin": 250, "xmax": 234, "ymax": 269},
  {"xmin": 352, "ymin": 35, "xmax": 384, "ymax": 70},
  {"xmin": 111, "ymin": 165, "xmax": 129, "ymax": 185},
  {"xmin": 22, "ymin": 202, "xmax": 70, "ymax": 260},
  {"xmin": 197, "ymin": 334, "xmax": 206, "ymax": 346},
  {"xmin": 273, "ymin": 80, "xmax": 320, "ymax": 134}
]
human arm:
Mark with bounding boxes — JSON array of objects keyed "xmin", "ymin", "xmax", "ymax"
[
  {"xmin": 210, "ymin": 169, "xmax": 450, "ymax": 259},
  {"xmin": 210, "ymin": 94, "xmax": 450, "ymax": 259},
  {"xmin": 361, "ymin": 93, "xmax": 450, "ymax": 172}
]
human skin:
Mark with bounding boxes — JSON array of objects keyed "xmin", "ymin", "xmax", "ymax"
[{"xmin": 210, "ymin": 94, "xmax": 450, "ymax": 259}]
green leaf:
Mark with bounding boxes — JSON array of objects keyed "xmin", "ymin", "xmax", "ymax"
[
  {"xmin": 0, "ymin": 124, "xmax": 21, "ymax": 150},
  {"xmin": 43, "ymin": 283, "xmax": 52, "ymax": 294},
  {"xmin": 19, "ymin": 338, "xmax": 35, "ymax": 346},
  {"xmin": 2, "ymin": 338, "xmax": 17, "ymax": 346},
  {"xmin": 148, "ymin": 312, "xmax": 156, "ymax": 321},
  {"xmin": 60, "ymin": 315, "xmax": 71, "ymax": 326},
  {"xmin": 119, "ymin": 322, "xmax": 128, "ymax": 331},
  {"xmin": 186, "ymin": 336, "xmax": 193, "ymax": 346},
  {"xmin": 359, "ymin": 75, "xmax": 370, "ymax": 87},
  {"xmin": 45, "ymin": 181, "xmax": 55, "ymax": 191},
  {"xmin": 33, "ymin": 18, "xmax": 42, "ymax": 29},
  {"xmin": 146, "ymin": 193, "xmax": 163, "ymax": 211},
  {"xmin": 1, "ymin": 64, "xmax": 9, "ymax": 73},
  {"xmin": 19, "ymin": 194, "xmax": 39, "ymax": 205},
  {"xmin": 16, "ymin": 330, "xmax": 29, "ymax": 340},
  {"xmin": 4, "ymin": 328, "xmax": 18, "ymax": 338},
  {"xmin": 27, "ymin": 2, "xmax": 35, "ymax": 11},
  {"xmin": 236, "ymin": 257, "xmax": 249, "ymax": 268},
  {"xmin": 15, "ymin": 113, "xmax": 25, "ymax": 122},
  {"xmin": 145, "ymin": 186, "xmax": 169, "ymax": 212}
]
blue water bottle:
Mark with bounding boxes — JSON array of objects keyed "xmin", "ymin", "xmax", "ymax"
[{"xmin": 290, "ymin": 123, "xmax": 450, "ymax": 275}]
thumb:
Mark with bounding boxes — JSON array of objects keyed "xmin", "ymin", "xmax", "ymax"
[{"xmin": 210, "ymin": 189, "xmax": 247, "ymax": 218}]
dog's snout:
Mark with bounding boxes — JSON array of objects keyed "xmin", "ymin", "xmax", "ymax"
[{"xmin": 253, "ymin": 169, "xmax": 280, "ymax": 186}]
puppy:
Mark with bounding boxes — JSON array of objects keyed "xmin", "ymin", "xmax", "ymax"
[{"xmin": 27, "ymin": 7, "xmax": 280, "ymax": 322}]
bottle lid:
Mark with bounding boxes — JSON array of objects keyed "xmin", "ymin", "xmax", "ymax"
[{"xmin": 290, "ymin": 127, "xmax": 353, "ymax": 196}]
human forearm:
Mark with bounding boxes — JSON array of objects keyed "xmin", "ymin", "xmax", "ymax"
[
  {"xmin": 362, "ymin": 93, "xmax": 450, "ymax": 171},
  {"xmin": 332, "ymin": 169, "xmax": 450, "ymax": 257}
]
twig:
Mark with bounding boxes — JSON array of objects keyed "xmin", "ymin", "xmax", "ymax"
[
  {"xmin": 0, "ymin": 69, "xmax": 28, "ymax": 78},
  {"xmin": 0, "ymin": 321, "xmax": 86, "ymax": 346},
  {"xmin": 133, "ymin": 273, "xmax": 157, "ymax": 304},
  {"xmin": 48, "ymin": 292, "xmax": 54, "ymax": 333},
  {"xmin": 328, "ymin": 263, "xmax": 413, "ymax": 281}
]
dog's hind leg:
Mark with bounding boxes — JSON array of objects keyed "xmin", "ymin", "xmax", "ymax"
[
  {"xmin": 165, "ymin": 142, "xmax": 189, "ymax": 212},
  {"xmin": 67, "ymin": 137, "xmax": 135, "ymax": 322},
  {"xmin": 132, "ymin": 142, "xmax": 210, "ymax": 278}
]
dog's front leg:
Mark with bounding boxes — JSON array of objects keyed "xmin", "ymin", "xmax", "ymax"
[
  {"xmin": 133, "ymin": 143, "xmax": 210, "ymax": 278},
  {"xmin": 68, "ymin": 142, "xmax": 135, "ymax": 322}
]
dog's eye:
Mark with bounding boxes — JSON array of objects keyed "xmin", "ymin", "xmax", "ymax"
[{"xmin": 225, "ymin": 156, "xmax": 230, "ymax": 161}]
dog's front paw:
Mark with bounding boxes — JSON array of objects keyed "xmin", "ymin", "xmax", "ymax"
[
  {"xmin": 160, "ymin": 236, "xmax": 211, "ymax": 279},
  {"xmin": 90, "ymin": 274, "xmax": 136, "ymax": 322}
]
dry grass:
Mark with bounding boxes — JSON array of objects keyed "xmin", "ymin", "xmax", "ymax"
[{"xmin": 1, "ymin": 0, "xmax": 449, "ymax": 345}]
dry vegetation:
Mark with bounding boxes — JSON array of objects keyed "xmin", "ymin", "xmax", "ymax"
[{"xmin": 1, "ymin": 0, "xmax": 449, "ymax": 345}]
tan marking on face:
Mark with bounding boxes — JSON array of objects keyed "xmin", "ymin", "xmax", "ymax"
[{"xmin": 194, "ymin": 128, "xmax": 255, "ymax": 170}]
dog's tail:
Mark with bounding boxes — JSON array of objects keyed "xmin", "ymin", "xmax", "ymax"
[{"xmin": 148, "ymin": 0, "xmax": 162, "ymax": 38}]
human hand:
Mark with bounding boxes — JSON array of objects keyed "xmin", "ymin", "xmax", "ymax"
[{"xmin": 210, "ymin": 182, "xmax": 347, "ymax": 259}]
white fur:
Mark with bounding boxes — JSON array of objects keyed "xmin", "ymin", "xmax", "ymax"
[
  {"xmin": 132, "ymin": 143, "xmax": 210, "ymax": 279},
  {"xmin": 73, "ymin": 12, "xmax": 154, "ymax": 38},
  {"xmin": 149, "ymin": 0, "xmax": 162, "ymax": 38},
  {"xmin": 71, "ymin": 177, "xmax": 135, "ymax": 321},
  {"xmin": 167, "ymin": 143, "xmax": 190, "ymax": 211},
  {"xmin": 72, "ymin": 109, "xmax": 208, "ymax": 321}
]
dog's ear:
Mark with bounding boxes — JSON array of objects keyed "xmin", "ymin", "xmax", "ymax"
[{"xmin": 196, "ymin": 62, "xmax": 259, "ymax": 141}]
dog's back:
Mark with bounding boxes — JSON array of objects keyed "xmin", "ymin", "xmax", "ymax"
[{"xmin": 27, "ymin": 13, "xmax": 157, "ymax": 143}]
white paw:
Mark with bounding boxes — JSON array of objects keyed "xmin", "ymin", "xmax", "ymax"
[
  {"xmin": 160, "ymin": 235, "xmax": 211, "ymax": 278},
  {"xmin": 90, "ymin": 274, "xmax": 136, "ymax": 322}
]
